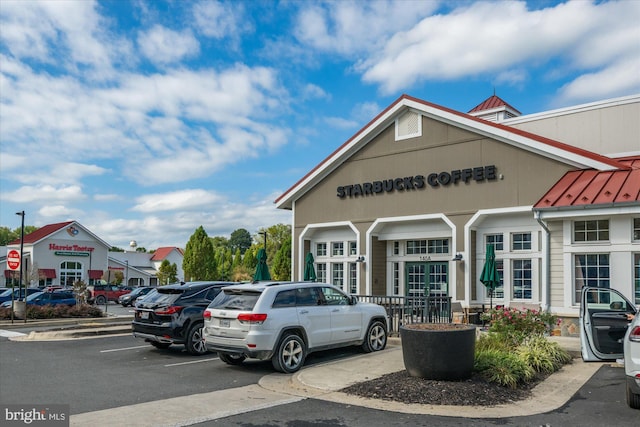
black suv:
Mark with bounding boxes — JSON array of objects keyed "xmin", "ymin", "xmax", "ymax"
[{"xmin": 132, "ymin": 281, "xmax": 234, "ymax": 355}]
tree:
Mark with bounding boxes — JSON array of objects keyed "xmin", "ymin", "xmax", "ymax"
[
  {"xmin": 271, "ymin": 235, "xmax": 292, "ymax": 281},
  {"xmin": 256, "ymin": 224, "xmax": 291, "ymax": 266},
  {"xmin": 243, "ymin": 246, "xmax": 258, "ymax": 271},
  {"xmin": 183, "ymin": 226, "xmax": 217, "ymax": 280},
  {"xmin": 210, "ymin": 236, "xmax": 229, "ymax": 252},
  {"xmin": 229, "ymin": 228, "xmax": 252, "ymax": 254},
  {"xmin": 0, "ymin": 225, "xmax": 38, "ymax": 245},
  {"xmin": 110, "ymin": 246, "xmax": 124, "ymax": 252},
  {"xmin": 135, "ymin": 247, "xmax": 147, "ymax": 253},
  {"xmin": 157, "ymin": 259, "xmax": 178, "ymax": 285}
]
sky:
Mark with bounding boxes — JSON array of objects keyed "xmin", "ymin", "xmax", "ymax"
[{"xmin": 1, "ymin": 0, "xmax": 639, "ymax": 250}]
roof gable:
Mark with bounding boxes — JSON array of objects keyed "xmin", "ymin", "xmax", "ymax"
[
  {"xmin": 150, "ymin": 247, "xmax": 183, "ymax": 261},
  {"xmin": 7, "ymin": 220, "xmax": 111, "ymax": 249},
  {"xmin": 276, "ymin": 94, "xmax": 627, "ymax": 210}
]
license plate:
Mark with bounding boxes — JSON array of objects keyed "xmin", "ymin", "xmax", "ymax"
[
  {"xmin": 219, "ymin": 318, "xmax": 230, "ymax": 328},
  {"xmin": 140, "ymin": 311, "xmax": 149, "ymax": 319}
]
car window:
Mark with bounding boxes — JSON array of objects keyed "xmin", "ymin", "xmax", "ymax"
[
  {"xmin": 209, "ymin": 290, "xmax": 261, "ymax": 310},
  {"xmin": 296, "ymin": 287, "xmax": 320, "ymax": 306},
  {"xmin": 205, "ymin": 287, "xmax": 222, "ymax": 301},
  {"xmin": 143, "ymin": 288, "xmax": 183, "ymax": 305},
  {"xmin": 319, "ymin": 286, "xmax": 349, "ymax": 305},
  {"xmin": 0, "ymin": 289, "xmax": 12, "ymax": 297},
  {"xmin": 272, "ymin": 290, "xmax": 296, "ymax": 308}
]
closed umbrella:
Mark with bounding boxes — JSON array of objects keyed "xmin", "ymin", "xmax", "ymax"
[
  {"xmin": 480, "ymin": 244, "xmax": 500, "ymax": 310},
  {"xmin": 304, "ymin": 252, "xmax": 316, "ymax": 282},
  {"xmin": 253, "ymin": 248, "xmax": 271, "ymax": 281}
]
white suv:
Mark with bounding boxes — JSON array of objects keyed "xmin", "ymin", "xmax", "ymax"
[{"xmin": 203, "ymin": 281, "xmax": 388, "ymax": 373}]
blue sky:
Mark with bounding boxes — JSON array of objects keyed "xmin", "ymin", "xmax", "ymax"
[{"xmin": 1, "ymin": 0, "xmax": 639, "ymax": 249}]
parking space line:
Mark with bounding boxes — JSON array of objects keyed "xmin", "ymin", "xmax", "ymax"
[
  {"xmin": 0, "ymin": 330, "xmax": 27, "ymax": 338},
  {"xmin": 165, "ymin": 357, "xmax": 219, "ymax": 367},
  {"xmin": 100, "ymin": 345, "xmax": 149, "ymax": 353}
]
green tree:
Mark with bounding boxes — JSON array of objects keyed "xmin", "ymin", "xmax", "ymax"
[
  {"xmin": 271, "ymin": 235, "xmax": 292, "ymax": 281},
  {"xmin": 110, "ymin": 246, "xmax": 124, "ymax": 252},
  {"xmin": 219, "ymin": 248, "xmax": 233, "ymax": 280},
  {"xmin": 232, "ymin": 248, "xmax": 242, "ymax": 271},
  {"xmin": 255, "ymin": 224, "xmax": 291, "ymax": 265},
  {"xmin": 135, "ymin": 247, "xmax": 147, "ymax": 253},
  {"xmin": 183, "ymin": 226, "xmax": 217, "ymax": 280},
  {"xmin": 0, "ymin": 225, "xmax": 38, "ymax": 245},
  {"xmin": 243, "ymin": 246, "xmax": 258, "ymax": 271},
  {"xmin": 210, "ymin": 236, "xmax": 229, "ymax": 252},
  {"xmin": 157, "ymin": 259, "xmax": 178, "ymax": 285},
  {"xmin": 229, "ymin": 228, "xmax": 252, "ymax": 254}
]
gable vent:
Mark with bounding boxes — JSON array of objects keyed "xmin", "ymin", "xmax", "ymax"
[{"xmin": 395, "ymin": 111, "xmax": 422, "ymax": 141}]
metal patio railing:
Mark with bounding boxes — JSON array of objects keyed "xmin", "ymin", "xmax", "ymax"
[{"xmin": 356, "ymin": 295, "xmax": 452, "ymax": 336}]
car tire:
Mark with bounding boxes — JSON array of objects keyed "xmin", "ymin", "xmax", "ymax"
[
  {"xmin": 272, "ymin": 333, "xmax": 306, "ymax": 373},
  {"xmin": 627, "ymin": 382, "xmax": 640, "ymax": 409},
  {"xmin": 150, "ymin": 342, "xmax": 171, "ymax": 349},
  {"xmin": 186, "ymin": 323, "xmax": 208, "ymax": 355},
  {"xmin": 95, "ymin": 295, "xmax": 107, "ymax": 305},
  {"xmin": 361, "ymin": 320, "xmax": 387, "ymax": 353},
  {"xmin": 218, "ymin": 352, "xmax": 246, "ymax": 365}
]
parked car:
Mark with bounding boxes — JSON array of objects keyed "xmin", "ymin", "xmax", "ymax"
[
  {"xmin": 86, "ymin": 284, "xmax": 131, "ymax": 305},
  {"xmin": 579, "ymin": 286, "xmax": 640, "ymax": 409},
  {"xmin": 0, "ymin": 290, "xmax": 77, "ymax": 308},
  {"xmin": 119, "ymin": 286, "xmax": 153, "ymax": 307},
  {"xmin": 0, "ymin": 287, "xmax": 43, "ymax": 304},
  {"xmin": 132, "ymin": 282, "xmax": 235, "ymax": 355},
  {"xmin": 203, "ymin": 281, "xmax": 389, "ymax": 373}
]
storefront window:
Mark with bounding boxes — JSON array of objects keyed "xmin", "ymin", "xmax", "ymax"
[
  {"xmin": 574, "ymin": 220, "xmax": 609, "ymax": 242},
  {"xmin": 331, "ymin": 263, "xmax": 344, "ymax": 289},
  {"xmin": 393, "ymin": 242, "xmax": 400, "ymax": 255},
  {"xmin": 349, "ymin": 241, "xmax": 357, "ymax": 256},
  {"xmin": 634, "ymin": 218, "xmax": 640, "ymax": 241},
  {"xmin": 316, "ymin": 263, "xmax": 327, "ymax": 283},
  {"xmin": 316, "ymin": 243, "xmax": 327, "ymax": 257},
  {"xmin": 427, "ymin": 239, "xmax": 449, "ymax": 254},
  {"xmin": 574, "ymin": 254, "xmax": 610, "ymax": 304},
  {"xmin": 634, "ymin": 254, "xmax": 640, "ymax": 304},
  {"xmin": 406, "ymin": 240, "xmax": 427, "ymax": 254},
  {"xmin": 512, "ymin": 259, "xmax": 532, "ymax": 299},
  {"xmin": 332, "ymin": 242, "xmax": 344, "ymax": 256},
  {"xmin": 512, "ymin": 233, "xmax": 531, "ymax": 250},
  {"xmin": 349, "ymin": 263, "xmax": 357, "ymax": 294},
  {"xmin": 486, "ymin": 234, "xmax": 503, "ymax": 251},
  {"xmin": 493, "ymin": 259, "xmax": 504, "ymax": 298},
  {"xmin": 393, "ymin": 262, "xmax": 399, "ymax": 295},
  {"xmin": 60, "ymin": 261, "xmax": 82, "ymax": 287}
]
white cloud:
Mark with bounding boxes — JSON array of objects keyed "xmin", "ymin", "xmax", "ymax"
[
  {"xmin": 137, "ymin": 25, "xmax": 200, "ymax": 65},
  {"xmin": 132, "ymin": 189, "xmax": 224, "ymax": 213},
  {"xmin": 192, "ymin": 1, "xmax": 252, "ymax": 41},
  {"xmin": 1, "ymin": 185, "xmax": 85, "ymax": 204},
  {"xmin": 356, "ymin": 1, "xmax": 640, "ymax": 96},
  {"xmin": 38, "ymin": 204, "xmax": 83, "ymax": 219}
]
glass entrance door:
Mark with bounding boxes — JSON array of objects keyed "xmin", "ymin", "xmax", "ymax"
[{"xmin": 405, "ymin": 262, "xmax": 448, "ymax": 297}]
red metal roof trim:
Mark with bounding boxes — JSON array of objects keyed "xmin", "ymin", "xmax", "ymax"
[
  {"xmin": 4, "ymin": 270, "xmax": 20, "ymax": 279},
  {"xmin": 275, "ymin": 94, "xmax": 627, "ymax": 206},
  {"xmin": 150, "ymin": 247, "xmax": 178, "ymax": 261},
  {"xmin": 468, "ymin": 95, "xmax": 522, "ymax": 115},
  {"xmin": 534, "ymin": 156, "xmax": 640, "ymax": 209}
]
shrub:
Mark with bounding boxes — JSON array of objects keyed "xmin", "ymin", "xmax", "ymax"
[
  {"xmin": 481, "ymin": 307, "xmax": 556, "ymax": 347},
  {"xmin": 0, "ymin": 304, "xmax": 106, "ymax": 320},
  {"xmin": 517, "ymin": 336, "xmax": 572, "ymax": 373},
  {"xmin": 474, "ymin": 348, "xmax": 535, "ymax": 388}
]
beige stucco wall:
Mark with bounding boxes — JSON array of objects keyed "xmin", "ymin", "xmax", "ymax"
[{"xmin": 292, "ymin": 116, "xmax": 575, "ymax": 299}]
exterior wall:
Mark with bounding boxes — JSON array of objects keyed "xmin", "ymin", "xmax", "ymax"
[
  {"xmin": 292, "ymin": 115, "xmax": 576, "ymax": 303},
  {"xmin": 506, "ymin": 96, "xmax": 640, "ymax": 156}
]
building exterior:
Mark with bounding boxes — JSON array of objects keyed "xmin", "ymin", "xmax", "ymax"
[
  {"xmin": 2, "ymin": 221, "xmax": 183, "ymax": 288},
  {"xmin": 275, "ymin": 94, "xmax": 640, "ymax": 335}
]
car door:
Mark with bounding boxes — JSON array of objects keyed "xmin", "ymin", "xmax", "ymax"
[
  {"xmin": 319, "ymin": 286, "xmax": 362, "ymax": 343},
  {"xmin": 295, "ymin": 287, "xmax": 332, "ymax": 347},
  {"xmin": 580, "ymin": 286, "xmax": 636, "ymax": 361}
]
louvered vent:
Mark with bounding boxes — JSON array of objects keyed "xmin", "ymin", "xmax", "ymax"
[{"xmin": 396, "ymin": 111, "xmax": 421, "ymax": 140}]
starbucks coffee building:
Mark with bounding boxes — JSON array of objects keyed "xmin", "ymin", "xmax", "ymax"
[{"xmin": 276, "ymin": 94, "xmax": 640, "ymax": 334}]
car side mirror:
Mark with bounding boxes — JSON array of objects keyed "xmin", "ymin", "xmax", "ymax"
[{"xmin": 349, "ymin": 295, "xmax": 358, "ymax": 305}]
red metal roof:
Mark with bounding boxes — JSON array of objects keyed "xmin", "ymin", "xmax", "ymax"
[
  {"xmin": 8, "ymin": 221, "xmax": 73, "ymax": 245},
  {"xmin": 534, "ymin": 156, "xmax": 640, "ymax": 209},
  {"xmin": 468, "ymin": 95, "xmax": 522, "ymax": 115},
  {"xmin": 150, "ymin": 247, "xmax": 183, "ymax": 261}
]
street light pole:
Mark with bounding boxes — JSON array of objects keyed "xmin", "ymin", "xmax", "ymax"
[{"xmin": 15, "ymin": 211, "xmax": 25, "ymax": 323}]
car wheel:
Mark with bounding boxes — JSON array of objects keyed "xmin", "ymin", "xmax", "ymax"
[
  {"xmin": 95, "ymin": 295, "xmax": 107, "ymax": 305},
  {"xmin": 272, "ymin": 333, "xmax": 306, "ymax": 373},
  {"xmin": 186, "ymin": 323, "xmax": 208, "ymax": 355},
  {"xmin": 150, "ymin": 342, "xmax": 171, "ymax": 349},
  {"xmin": 628, "ymin": 382, "xmax": 640, "ymax": 409},
  {"xmin": 218, "ymin": 352, "xmax": 246, "ymax": 365},
  {"xmin": 362, "ymin": 320, "xmax": 387, "ymax": 353}
]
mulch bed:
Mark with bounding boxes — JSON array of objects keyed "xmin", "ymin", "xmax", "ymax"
[{"xmin": 341, "ymin": 370, "xmax": 548, "ymax": 406}]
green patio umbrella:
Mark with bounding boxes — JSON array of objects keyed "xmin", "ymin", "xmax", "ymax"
[
  {"xmin": 303, "ymin": 252, "xmax": 317, "ymax": 281},
  {"xmin": 480, "ymin": 244, "xmax": 500, "ymax": 310},
  {"xmin": 253, "ymin": 248, "xmax": 271, "ymax": 281}
]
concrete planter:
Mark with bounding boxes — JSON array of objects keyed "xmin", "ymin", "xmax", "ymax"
[
  {"xmin": 13, "ymin": 301, "xmax": 27, "ymax": 319},
  {"xmin": 400, "ymin": 323, "xmax": 476, "ymax": 380}
]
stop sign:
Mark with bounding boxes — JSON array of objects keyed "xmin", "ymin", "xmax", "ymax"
[{"xmin": 7, "ymin": 249, "xmax": 20, "ymax": 271}]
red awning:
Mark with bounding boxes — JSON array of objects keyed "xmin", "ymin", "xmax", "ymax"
[
  {"xmin": 88, "ymin": 270, "xmax": 103, "ymax": 279},
  {"xmin": 38, "ymin": 268, "xmax": 57, "ymax": 279},
  {"xmin": 4, "ymin": 270, "xmax": 19, "ymax": 278}
]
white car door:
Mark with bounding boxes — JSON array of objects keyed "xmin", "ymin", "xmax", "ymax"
[
  {"xmin": 320, "ymin": 286, "xmax": 362, "ymax": 343},
  {"xmin": 295, "ymin": 287, "xmax": 332, "ymax": 347},
  {"xmin": 580, "ymin": 286, "xmax": 636, "ymax": 361}
]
